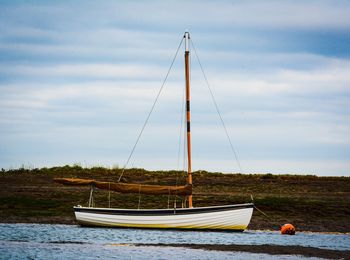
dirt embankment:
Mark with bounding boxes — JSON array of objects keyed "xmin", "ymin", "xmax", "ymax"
[{"xmin": 0, "ymin": 166, "xmax": 349, "ymax": 232}]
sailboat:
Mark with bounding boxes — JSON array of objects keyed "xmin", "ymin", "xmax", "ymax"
[{"xmin": 54, "ymin": 32, "xmax": 254, "ymax": 231}]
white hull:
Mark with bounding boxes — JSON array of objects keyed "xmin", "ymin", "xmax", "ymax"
[{"xmin": 74, "ymin": 203, "xmax": 253, "ymax": 231}]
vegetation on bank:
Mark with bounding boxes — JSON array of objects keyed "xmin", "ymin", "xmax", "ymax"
[{"xmin": 0, "ymin": 165, "xmax": 349, "ymax": 232}]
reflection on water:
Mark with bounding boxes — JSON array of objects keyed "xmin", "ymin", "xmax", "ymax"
[{"xmin": 0, "ymin": 224, "xmax": 349, "ymax": 259}]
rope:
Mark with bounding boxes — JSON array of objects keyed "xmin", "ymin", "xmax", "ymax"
[
  {"xmin": 117, "ymin": 36, "xmax": 184, "ymax": 182},
  {"xmin": 138, "ymin": 184, "xmax": 142, "ymax": 210},
  {"xmin": 174, "ymin": 80, "xmax": 186, "ymax": 209},
  {"xmin": 88, "ymin": 185, "xmax": 94, "ymax": 207},
  {"xmin": 167, "ymin": 188, "xmax": 170, "ymax": 209},
  {"xmin": 190, "ymin": 39, "xmax": 243, "ymax": 173},
  {"xmin": 251, "ymin": 194, "xmax": 282, "ymax": 228},
  {"xmin": 177, "ymin": 81, "xmax": 186, "ymax": 171},
  {"xmin": 254, "ymin": 205, "xmax": 271, "ymax": 219},
  {"xmin": 254, "ymin": 205, "xmax": 282, "ymax": 229},
  {"xmin": 108, "ymin": 181, "xmax": 111, "ymax": 208}
]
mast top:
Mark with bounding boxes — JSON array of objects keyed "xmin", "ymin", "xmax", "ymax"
[{"xmin": 184, "ymin": 32, "xmax": 190, "ymax": 52}]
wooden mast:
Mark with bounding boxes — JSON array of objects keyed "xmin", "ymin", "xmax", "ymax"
[{"xmin": 184, "ymin": 32, "xmax": 193, "ymax": 208}]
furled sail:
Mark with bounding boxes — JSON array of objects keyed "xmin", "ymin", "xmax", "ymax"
[{"xmin": 54, "ymin": 178, "xmax": 192, "ymax": 196}]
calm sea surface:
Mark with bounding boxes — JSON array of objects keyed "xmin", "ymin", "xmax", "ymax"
[{"xmin": 0, "ymin": 223, "xmax": 349, "ymax": 259}]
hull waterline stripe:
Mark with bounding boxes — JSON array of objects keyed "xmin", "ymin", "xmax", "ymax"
[{"xmin": 76, "ymin": 219, "xmax": 247, "ymax": 231}]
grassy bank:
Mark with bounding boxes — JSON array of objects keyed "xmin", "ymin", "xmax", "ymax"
[{"xmin": 0, "ymin": 165, "xmax": 349, "ymax": 232}]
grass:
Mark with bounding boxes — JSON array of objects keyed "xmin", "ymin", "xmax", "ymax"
[{"xmin": 0, "ymin": 165, "xmax": 349, "ymax": 232}]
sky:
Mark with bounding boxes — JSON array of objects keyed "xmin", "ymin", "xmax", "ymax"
[{"xmin": 0, "ymin": 0, "xmax": 349, "ymax": 176}]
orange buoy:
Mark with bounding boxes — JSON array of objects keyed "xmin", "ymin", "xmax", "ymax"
[{"xmin": 280, "ymin": 223, "xmax": 295, "ymax": 235}]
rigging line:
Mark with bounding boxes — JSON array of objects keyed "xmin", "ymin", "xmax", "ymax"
[
  {"xmin": 137, "ymin": 185, "xmax": 142, "ymax": 210},
  {"xmin": 177, "ymin": 81, "xmax": 186, "ymax": 170},
  {"xmin": 183, "ymin": 93, "xmax": 187, "ymax": 174},
  {"xmin": 117, "ymin": 36, "xmax": 184, "ymax": 182},
  {"xmin": 175, "ymin": 81, "xmax": 186, "ymax": 208},
  {"xmin": 182, "ymin": 96, "xmax": 187, "ymax": 174},
  {"xmin": 108, "ymin": 181, "xmax": 111, "ymax": 208},
  {"xmin": 190, "ymin": 39, "xmax": 243, "ymax": 173}
]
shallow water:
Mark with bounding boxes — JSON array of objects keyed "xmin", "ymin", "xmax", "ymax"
[
  {"xmin": 0, "ymin": 223, "xmax": 349, "ymax": 259},
  {"xmin": 1, "ymin": 241, "xmax": 323, "ymax": 260}
]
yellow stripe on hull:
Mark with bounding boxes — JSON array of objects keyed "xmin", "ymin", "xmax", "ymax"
[{"xmin": 77, "ymin": 219, "xmax": 247, "ymax": 230}]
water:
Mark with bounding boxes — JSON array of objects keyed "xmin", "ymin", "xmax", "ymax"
[{"xmin": 0, "ymin": 224, "xmax": 349, "ymax": 259}]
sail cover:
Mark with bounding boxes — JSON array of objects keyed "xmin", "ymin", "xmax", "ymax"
[{"xmin": 54, "ymin": 178, "xmax": 192, "ymax": 196}]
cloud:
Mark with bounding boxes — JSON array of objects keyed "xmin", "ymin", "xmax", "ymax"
[
  {"xmin": 0, "ymin": 0, "xmax": 349, "ymax": 175},
  {"xmin": 0, "ymin": 63, "xmax": 166, "ymax": 79}
]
